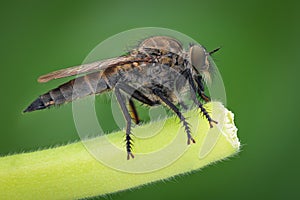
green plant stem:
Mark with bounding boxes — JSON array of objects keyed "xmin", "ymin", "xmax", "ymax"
[{"xmin": 0, "ymin": 102, "xmax": 239, "ymax": 200}]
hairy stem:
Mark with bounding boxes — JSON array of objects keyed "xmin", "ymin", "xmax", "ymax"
[{"xmin": 0, "ymin": 102, "xmax": 239, "ymax": 200}]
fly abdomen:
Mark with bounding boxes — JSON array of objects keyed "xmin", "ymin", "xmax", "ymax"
[
  {"xmin": 23, "ymin": 93, "xmax": 54, "ymax": 112},
  {"xmin": 24, "ymin": 72, "xmax": 111, "ymax": 113}
]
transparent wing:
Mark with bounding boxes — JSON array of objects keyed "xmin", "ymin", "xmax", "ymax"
[{"xmin": 38, "ymin": 56, "xmax": 141, "ymax": 83}]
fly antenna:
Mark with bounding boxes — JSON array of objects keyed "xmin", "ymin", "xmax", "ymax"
[{"xmin": 209, "ymin": 47, "xmax": 221, "ymax": 55}]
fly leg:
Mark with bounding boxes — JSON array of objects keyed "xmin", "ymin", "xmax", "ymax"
[
  {"xmin": 194, "ymin": 75, "xmax": 210, "ymax": 102},
  {"xmin": 118, "ymin": 82, "xmax": 158, "ymax": 124},
  {"xmin": 152, "ymin": 87, "xmax": 195, "ymax": 145},
  {"xmin": 184, "ymin": 70, "xmax": 218, "ymax": 128},
  {"xmin": 115, "ymin": 82, "xmax": 160, "ymax": 159},
  {"xmin": 117, "ymin": 82, "xmax": 159, "ymax": 106},
  {"xmin": 128, "ymin": 98, "xmax": 140, "ymax": 125},
  {"xmin": 119, "ymin": 83, "xmax": 160, "ymax": 122},
  {"xmin": 114, "ymin": 86, "xmax": 134, "ymax": 160},
  {"xmin": 118, "ymin": 83, "xmax": 160, "ymax": 106}
]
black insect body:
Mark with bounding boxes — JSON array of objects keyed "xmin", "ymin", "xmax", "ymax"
[{"xmin": 24, "ymin": 36, "xmax": 220, "ymax": 159}]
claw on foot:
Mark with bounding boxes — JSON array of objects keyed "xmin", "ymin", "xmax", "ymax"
[
  {"xmin": 209, "ymin": 119, "xmax": 218, "ymax": 128},
  {"xmin": 187, "ymin": 137, "xmax": 196, "ymax": 145},
  {"xmin": 127, "ymin": 152, "xmax": 135, "ymax": 160}
]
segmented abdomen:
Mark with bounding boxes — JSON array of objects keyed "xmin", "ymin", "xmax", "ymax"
[{"xmin": 23, "ymin": 72, "xmax": 111, "ymax": 112}]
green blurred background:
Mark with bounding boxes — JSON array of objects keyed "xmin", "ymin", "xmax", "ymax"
[{"xmin": 0, "ymin": 0, "xmax": 299, "ymax": 199}]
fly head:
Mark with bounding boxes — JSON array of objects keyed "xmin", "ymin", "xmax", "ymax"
[{"xmin": 188, "ymin": 45, "xmax": 212, "ymax": 83}]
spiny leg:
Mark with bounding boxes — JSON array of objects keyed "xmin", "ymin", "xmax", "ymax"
[
  {"xmin": 152, "ymin": 87, "xmax": 195, "ymax": 144},
  {"xmin": 114, "ymin": 86, "xmax": 134, "ymax": 160},
  {"xmin": 194, "ymin": 75, "xmax": 210, "ymax": 102},
  {"xmin": 128, "ymin": 98, "xmax": 140, "ymax": 125},
  {"xmin": 115, "ymin": 82, "xmax": 160, "ymax": 159},
  {"xmin": 185, "ymin": 70, "xmax": 218, "ymax": 128},
  {"xmin": 117, "ymin": 82, "xmax": 159, "ymax": 106}
]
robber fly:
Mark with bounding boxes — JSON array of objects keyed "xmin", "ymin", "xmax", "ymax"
[{"xmin": 24, "ymin": 36, "xmax": 220, "ymax": 159}]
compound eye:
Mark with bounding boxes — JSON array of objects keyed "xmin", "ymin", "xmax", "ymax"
[{"xmin": 189, "ymin": 45, "xmax": 207, "ymax": 72}]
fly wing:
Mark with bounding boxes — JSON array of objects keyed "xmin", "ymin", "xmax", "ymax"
[{"xmin": 38, "ymin": 56, "xmax": 142, "ymax": 83}]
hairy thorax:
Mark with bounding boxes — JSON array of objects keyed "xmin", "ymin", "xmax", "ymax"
[{"xmin": 119, "ymin": 53, "xmax": 188, "ymax": 103}]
